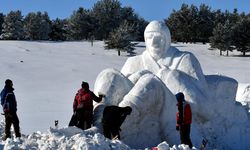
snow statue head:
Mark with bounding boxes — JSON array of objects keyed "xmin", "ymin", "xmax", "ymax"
[{"xmin": 144, "ymin": 20, "xmax": 171, "ymax": 60}]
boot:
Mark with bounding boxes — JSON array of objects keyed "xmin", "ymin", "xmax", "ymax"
[{"xmin": 3, "ymin": 135, "xmax": 11, "ymax": 141}]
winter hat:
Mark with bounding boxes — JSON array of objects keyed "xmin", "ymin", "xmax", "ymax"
[
  {"xmin": 81, "ymin": 81, "xmax": 89, "ymax": 90},
  {"xmin": 175, "ymin": 92, "xmax": 184, "ymax": 102},
  {"xmin": 5, "ymin": 79, "xmax": 13, "ymax": 86}
]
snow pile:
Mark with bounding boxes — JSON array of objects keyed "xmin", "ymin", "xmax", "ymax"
[
  {"xmin": 237, "ymin": 83, "xmax": 250, "ymax": 106},
  {"xmin": 0, "ymin": 120, "xmax": 130, "ymax": 150},
  {"xmin": 0, "ymin": 120, "xmax": 196, "ymax": 150}
]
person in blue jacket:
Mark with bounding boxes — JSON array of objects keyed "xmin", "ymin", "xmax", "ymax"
[{"xmin": 1, "ymin": 79, "xmax": 21, "ymax": 140}]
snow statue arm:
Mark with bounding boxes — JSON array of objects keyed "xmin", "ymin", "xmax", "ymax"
[
  {"xmin": 93, "ymin": 67, "xmax": 178, "ymax": 148},
  {"xmin": 118, "ymin": 73, "xmax": 167, "ymax": 148}
]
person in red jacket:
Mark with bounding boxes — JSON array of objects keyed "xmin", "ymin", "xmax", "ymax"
[
  {"xmin": 176, "ymin": 92, "xmax": 193, "ymax": 148},
  {"xmin": 69, "ymin": 81, "xmax": 104, "ymax": 130}
]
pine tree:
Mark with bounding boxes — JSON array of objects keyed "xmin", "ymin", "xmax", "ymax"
[
  {"xmin": 166, "ymin": 4, "xmax": 199, "ymax": 43},
  {"xmin": 0, "ymin": 13, "xmax": 4, "ymax": 35},
  {"xmin": 165, "ymin": 10, "xmax": 180, "ymax": 42},
  {"xmin": 196, "ymin": 4, "xmax": 214, "ymax": 44},
  {"xmin": 134, "ymin": 17, "xmax": 148, "ymax": 41},
  {"xmin": 0, "ymin": 10, "xmax": 24, "ymax": 40},
  {"xmin": 119, "ymin": 6, "xmax": 147, "ymax": 41},
  {"xmin": 232, "ymin": 16, "xmax": 250, "ymax": 56},
  {"xmin": 166, "ymin": 4, "xmax": 192, "ymax": 43},
  {"xmin": 105, "ymin": 21, "xmax": 137, "ymax": 56},
  {"xmin": 49, "ymin": 18, "xmax": 67, "ymax": 41},
  {"xmin": 213, "ymin": 9, "xmax": 227, "ymax": 27},
  {"xmin": 24, "ymin": 11, "xmax": 51, "ymax": 40},
  {"xmin": 92, "ymin": 0, "xmax": 122, "ymax": 40},
  {"xmin": 66, "ymin": 7, "xmax": 94, "ymax": 40},
  {"xmin": 210, "ymin": 20, "xmax": 233, "ymax": 56}
]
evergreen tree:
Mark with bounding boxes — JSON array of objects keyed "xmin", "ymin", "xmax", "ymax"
[
  {"xmin": 229, "ymin": 9, "xmax": 240, "ymax": 24},
  {"xmin": 165, "ymin": 10, "xmax": 180, "ymax": 42},
  {"xmin": 232, "ymin": 16, "xmax": 250, "ymax": 56},
  {"xmin": 170, "ymin": 4, "xmax": 192, "ymax": 42},
  {"xmin": 24, "ymin": 11, "xmax": 51, "ymax": 40},
  {"xmin": 120, "ymin": 6, "xmax": 147, "ymax": 41},
  {"xmin": 0, "ymin": 10, "xmax": 24, "ymax": 40},
  {"xmin": 196, "ymin": 4, "xmax": 214, "ymax": 43},
  {"xmin": 66, "ymin": 7, "xmax": 94, "ymax": 40},
  {"xmin": 49, "ymin": 18, "xmax": 67, "ymax": 41},
  {"xmin": 105, "ymin": 21, "xmax": 137, "ymax": 56},
  {"xmin": 120, "ymin": 6, "xmax": 139, "ymax": 40},
  {"xmin": 188, "ymin": 4, "xmax": 199, "ymax": 42},
  {"xmin": 135, "ymin": 17, "xmax": 148, "ymax": 41},
  {"xmin": 0, "ymin": 13, "xmax": 4, "ymax": 36},
  {"xmin": 166, "ymin": 4, "xmax": 199, "ymax": 43},
  {"xmin": 210, "ymin": 20, "xmax": 233, "ymax": 56},
  {"xmin": 92, "ymin": 0, "xmax": 122, "ymax": 40},
  {"xmin": 213, "ymin": 9, "xmax": 227, "ymax": 30},
  {"xmin": 165, "ymin": 3, "xmax": 243, "ymax": 44}
]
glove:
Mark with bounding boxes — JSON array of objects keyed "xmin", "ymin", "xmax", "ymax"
[
  {"xmin": 176, "ymin": 126, "xmax": 179, "ymax": 131},
  {"xmin": 98, "ymin": 92, "xmax": 105, "ymax": 98},
  {"xmin": 99, "ymin": 94, "xmax": 105, "ymax": 97}
]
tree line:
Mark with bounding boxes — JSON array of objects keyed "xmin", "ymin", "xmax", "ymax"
[
  {"xmin": 0, "ymin": 1, "xmax": 250, "ymax": 56},
  {"xmin": 166, "ymin": 3, "xmax": 250, "ymax": 56},
  {"xmin": 0, "ymin": 0, "xmax": 147, "ymax": 55}
]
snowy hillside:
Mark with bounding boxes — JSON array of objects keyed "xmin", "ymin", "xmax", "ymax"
[{"xmin": 0, "ymin": 40, "xmax": 250, "ymax": 149}]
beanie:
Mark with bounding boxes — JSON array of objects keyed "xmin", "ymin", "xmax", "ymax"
[
  {"xmin": 5, "ymin": 79, "xmax": 12, "ymax": 86},
  {"xmin": 81, "ymin": 81, "xmax": 89, "ymax": 90},
  {"xmin": 175, "ymin": 92, "xmax": 184, "ymax": 102}
]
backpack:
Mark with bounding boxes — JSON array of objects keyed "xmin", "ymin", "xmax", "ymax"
[{"xmin": 2, "ymin": 93, "xmax": 12, "ymax": 112}]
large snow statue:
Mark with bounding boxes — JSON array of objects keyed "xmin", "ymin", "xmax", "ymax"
[
  {"xmin": 93, "ymin": 69, "xmax": 177, "ymax": 148},
  {"xmin": 93, "ymin": 21, "xmax": 250, "ymax": 149}
]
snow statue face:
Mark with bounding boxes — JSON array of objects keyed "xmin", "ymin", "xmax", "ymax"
[{"xmin": 144, "ymin": 21, "xmax": 171, "ymax": 60}]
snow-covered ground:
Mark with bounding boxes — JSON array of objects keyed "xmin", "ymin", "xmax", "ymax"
[{"xmin": 0, "ymin": 40, "xmax": 249, "ymax": 149}]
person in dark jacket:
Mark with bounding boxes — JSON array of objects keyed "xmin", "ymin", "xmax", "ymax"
[
  {"xmin": 102, "ymin": 106, "xmax": 132, "ymax": 140},
  {"xmin": 0, "ymin": 79, "xmax": 21, "ymax": 140},
  {"xmin": 69, "ymin": 81, "xmax": 104, "ymax": 130},
  {"xmin": 176, "ymin": 92, "xmax": 193, "ymax": 148}
]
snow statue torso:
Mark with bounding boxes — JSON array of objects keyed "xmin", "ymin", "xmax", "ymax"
[{"xmin": 92, "ymin": 21, "xmax": 250, "ymax": 149}]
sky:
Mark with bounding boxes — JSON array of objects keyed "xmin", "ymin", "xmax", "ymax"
[{"xmin": 0, "ymin": 0, "xmax": 249, "ymax": 21}]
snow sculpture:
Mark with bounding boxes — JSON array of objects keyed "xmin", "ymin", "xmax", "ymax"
[
  {"xmin": 121, "ymin": 21, "xmax": 212, "ymax": 120},
  {"xmin": 93, "ymin": 21, "xmax": 249, "ymax": 149}
]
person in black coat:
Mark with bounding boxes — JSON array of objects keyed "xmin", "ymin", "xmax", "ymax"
[
  {"xmin": 0, "ymin": 79, "xmax": 21, "ymax": 140},
  {"xmin": 102, "ymin": 106, "xmax": 132, "ymax": 140}
]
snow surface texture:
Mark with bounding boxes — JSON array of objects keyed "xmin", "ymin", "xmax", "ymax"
[
  {"xmin": 93, "ymin": 21, "xmax": 250, "ymax": 149},
  {"xmin": 0, "ymin": 121, "xmax": 131, "ymax": 150},
  {"xmin": 0, "ymin": 22, "xmax": 249, "ymax": 149}
]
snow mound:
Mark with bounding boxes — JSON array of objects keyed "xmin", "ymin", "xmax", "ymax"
[
  {"xmin": 237, "ymin": 83, "xmax": 250, "ymax": 106},
  {"xmin": 0, "ymin": 120, "xmax": 130, "ymax": 150},
  {"xmin": 0, "ymin": 120, "xmax": 196, "ymax": 150}
]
